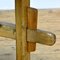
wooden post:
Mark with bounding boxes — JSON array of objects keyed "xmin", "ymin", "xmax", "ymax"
[
  {"xmin": 15, "ymin": 0, "xmax": 30, "ymax": 60},
  {"xmin": 27, "ymin": 8, "xmax": 37, "ymax": 52}
]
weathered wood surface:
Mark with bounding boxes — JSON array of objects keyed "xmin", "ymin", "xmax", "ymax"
[
  {"xmin": 27, "ymin": 8, "xmax": 37, "ymax": 52},
  {"xmin": 15, "ymin": 0, "xmax": 30, "ymax": 60},
  {"xmin": 0, "ymin": 9, "xmax": 60, "ymax": 60}
]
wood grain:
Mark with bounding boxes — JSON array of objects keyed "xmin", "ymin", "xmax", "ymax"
[
  {"xmin": 15, "ymin": 0, "xmax": 30, "ymax": 60},
  {"xmin": 27, "ymin": 8, "xmax": 37, "ymax": 52}
]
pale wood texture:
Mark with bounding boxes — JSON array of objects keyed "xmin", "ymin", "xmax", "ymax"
[
  {"xmin": 27, "ymin": 29, "xmax": 56, "ymax": 46},
  {"xmin": 27, "ymin": 8, "xmax": 37, "ymax": 52},
  {"xmin": 0, "ymin": 27, "xmax": 15, "ymax": 39},
  {"xmin": 15, "ymin": 0, "xmax": 30, "ymax": 60}
]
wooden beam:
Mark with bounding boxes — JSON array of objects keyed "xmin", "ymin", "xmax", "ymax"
[
  {"xmin": 15, "ymin": 0, "xmax": 30, "ymax": 60},
  {"xmin": 27, "ymin": 8, "xmax": 37, "ymax": 52},
  {"xmin": 0, "ymin": 27, "xmax": 15, "ymax": 39},
  {"xmin": 0, "ymin": 25, "xmax": 56, "ymax": 46}
]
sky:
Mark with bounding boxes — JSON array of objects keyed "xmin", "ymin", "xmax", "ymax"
[{"xmin": 0, "ymin": 0, "xmax": 60, "ymax": 10}]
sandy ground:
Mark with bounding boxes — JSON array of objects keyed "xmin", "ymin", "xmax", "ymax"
[
  {"xmin": 0, "ymin": 9, "xmax": 60, "ymax": 60},
  {"xmin": 0, "ymin": 37, "xmax": 60, "ymax": 60},
  {"xmin": 0, "ymin": 37, "xmax": 16, "ymax": 60}
]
